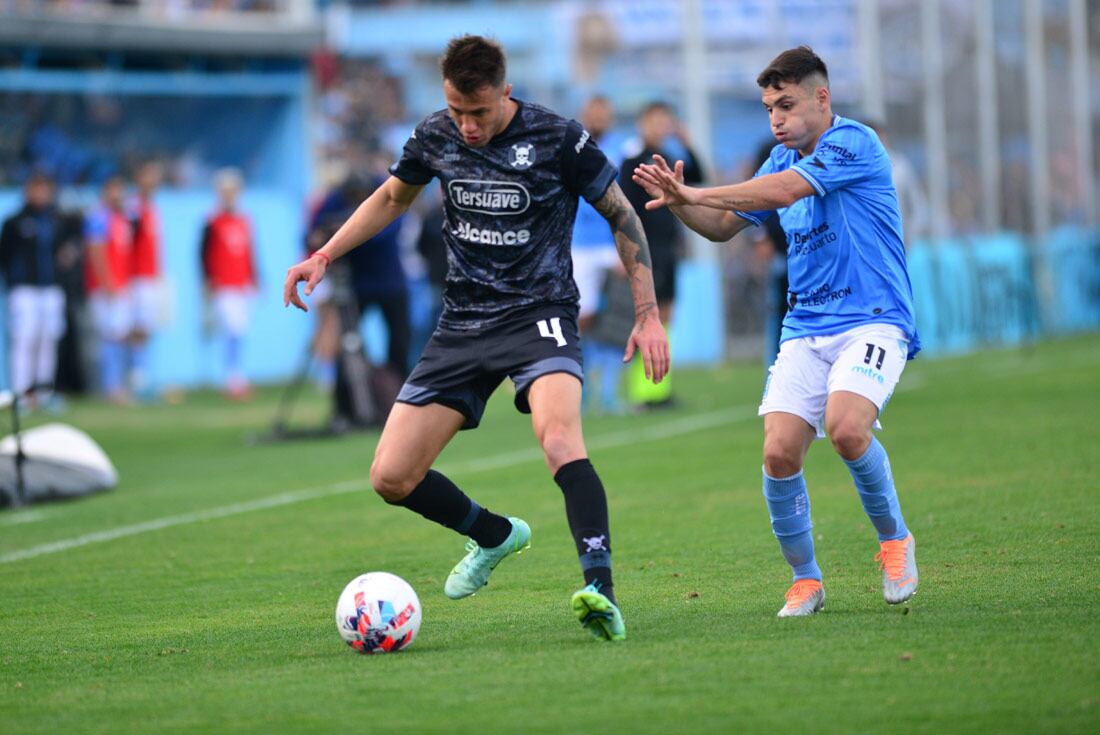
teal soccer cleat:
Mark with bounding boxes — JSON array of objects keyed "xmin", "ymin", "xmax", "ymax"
[
  {"xmin": 571, "ymin": 583, "xmax": 626, "ymax": 641},
  {"xmin": 444, "ymin": 517, "xmax": 531, "ymax": 599}
]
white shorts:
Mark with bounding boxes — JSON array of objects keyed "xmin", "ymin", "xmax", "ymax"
[
  {"xmin": 571, "ymin": 245, "xmax": 620, "ymax": 319},
  {"xmin": 213, "ymin": 288, "xmax": 252, "ymax": 337},
  {"xmin": 89, "ymin": 291, "xmax": 133, "ymax": 341},
  {"xmin": 130, "ymin": 277, "xmax": 163, "ymax": 333},
  {"xmin": 8, "ymin": 285, "xmax": 66, "ymax": 342},
  {"xmin": 759, "ymin": 323, "xmax": 909, "ymax": 438}
]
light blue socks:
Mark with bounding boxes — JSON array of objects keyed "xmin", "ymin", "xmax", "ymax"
[
  {"xmin": 844, "ymin": 437, "xmax": 909, "ymax": 542},
  {"xmin": 762, "ymin": 469, "xmax": 822, "ymax": 581}
]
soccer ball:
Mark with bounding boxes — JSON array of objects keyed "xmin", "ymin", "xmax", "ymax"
[{"xmin": 335, "ymin": 572, "xmax": 422, "ymax": 654}]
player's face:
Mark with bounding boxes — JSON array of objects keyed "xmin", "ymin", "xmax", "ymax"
[
  {"xmin": 443, "ymin": 80, "xmax": 513, "ymax": 147},
  {"xmin": 639, "ymin": 108, "xmax": 674, "ymax": 148},
  {"xmin": 137, "ymin": 163, "xmax": 162, "ymax": 194},
  {"xmin": 103, "ymin": 180, "xmax": 124, "ymax": 209},
  {"xmin": 582, "ymin": 100, "xmax": 614, "ymax": 138},
  {"xmin": 762, "ymin": 80, "xmax": 830, "ymax": 154},
  {"xmin": 25, "ymin": 179, "xmax": 53, "ymax": 208},
  {"xmin": 219, "ymin": 184, "xmax": 240, "ymax": 210}
]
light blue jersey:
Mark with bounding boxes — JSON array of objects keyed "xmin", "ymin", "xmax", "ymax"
[{"xmin": 738, "ymin": 115, "xmax": 921, "ymax": 358}]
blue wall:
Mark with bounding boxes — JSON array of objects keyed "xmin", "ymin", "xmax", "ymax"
[{"xmin": 906, "ymin": 228, "xmax": 1100, "ymax": 356}]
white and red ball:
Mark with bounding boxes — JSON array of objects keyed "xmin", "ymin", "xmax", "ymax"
[{"xmin": 335, "ymin": 572, "xmax": 422, "ymax": 654}]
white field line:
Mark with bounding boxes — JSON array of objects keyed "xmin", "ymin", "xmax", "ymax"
[{"xmin": 0, "ymin": 406, "xmax": 756, "ymax": 565}]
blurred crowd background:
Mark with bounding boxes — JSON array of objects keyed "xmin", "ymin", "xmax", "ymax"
[{"xmin": 0, "ymin": 0, "xmax": 1097, "ymax": 415}]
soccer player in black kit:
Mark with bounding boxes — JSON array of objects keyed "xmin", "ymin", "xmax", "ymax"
[{"xmin": 284, "ymin": 36, "xmax": 668, "ymax": 641}]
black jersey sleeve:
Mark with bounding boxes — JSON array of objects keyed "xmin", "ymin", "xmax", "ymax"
[
  {"xmin": 560, "ymin": 120, "xmax": 618, "ymax": 204},
  {"xmin": 389, "ymin": 122, "xmax": 436, "ymax": 186}
]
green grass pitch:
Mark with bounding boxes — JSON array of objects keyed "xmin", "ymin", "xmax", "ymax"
[{"xmin": 2, "ymin": 335, "xmax": 1098, "ymax": 734}]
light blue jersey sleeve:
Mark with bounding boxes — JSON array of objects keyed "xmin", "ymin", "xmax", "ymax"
[
  {"xmin": 734, "ymin": 152, "xmax": 778, "ymax": 227},
  {"xmin": 790, "ymin": 126, "xmax": 883, "ymax": 196}
]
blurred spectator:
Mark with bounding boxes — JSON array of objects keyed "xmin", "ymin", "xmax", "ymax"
[
  {"xmin": 571, "ymin": 96, "xmax": 620, "ymax": 334},
  {"xmin": 618, "ymin": 101, "xmax": 703, "ymax": 409},
  {"xmin": 201, "ymin": 167, "xmax": 258, "ymax": 400},
  {"xmin": 311, "ymin": 175, "xmax": 410, "ymax": 380},
  {"xmin": 0, "ymin": 173, "xmax": 68, "ymax": 411},
  {"xmin": 568, "ymin": 96, "xmax": 628, "ymax": 413},
  {"xmin": 584, "ymin": 265, "xmax": 635, "ymax": 415},
  {"xmin": 53, "ymin": 207, "xmax": 90, "ymax": 396},
  {"xmin": 129, "ymin": 160, "xmax": 164, "ymax": 398},
  {"xmin": 84, "ymin": 175, "xmax": 134, "ymax": 403},
  {"xmin": 413, "ymin": 186, "xmax": 447, "ymax": 359}
]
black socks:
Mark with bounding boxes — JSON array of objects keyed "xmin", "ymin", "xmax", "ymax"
[
  {"xmin": 391, "ymin": 461, "xmax": 617, "ymax": 606},
  {"xmin": 389, "ymin": 470, "xmax": 512, "ymax": 548},
  {"xmin": 554, "ymin": 458, "xmax": 616, "ymax": 605}
]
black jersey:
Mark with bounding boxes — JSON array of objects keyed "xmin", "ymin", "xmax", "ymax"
[{"xmin": 390, "ymin": 99, "xmax": 617, "ymax": 331}]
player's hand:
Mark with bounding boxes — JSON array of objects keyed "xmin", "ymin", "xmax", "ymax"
[
  {"xmin": 632, "ymin": 154, "xmax": 698, "ymax": 210},
  {"xmin": 283, "ymin": 254, "xmax": 327, "ymax": 312},
  {"xmin": 623, "ymin": 305, "xmax": 670, "ymax": 384}
]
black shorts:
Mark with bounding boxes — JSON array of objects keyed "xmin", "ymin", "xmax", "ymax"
[{"xmin": 395, "ymin": 303, "xmax": 583, "ymax": 430}]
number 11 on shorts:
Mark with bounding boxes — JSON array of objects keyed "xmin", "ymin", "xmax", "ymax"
[
  {"xmin": 538, "ymin": 318, "xmax": 567, "ymax": 347},
  {"xmin": 864, "ymin": 343, "xmax": 886, "ymax": 370}
]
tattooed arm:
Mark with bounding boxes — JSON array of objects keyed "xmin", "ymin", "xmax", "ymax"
[{"xmin": 592, "ymin": 181, "xmax": 670, "ymax": 384}]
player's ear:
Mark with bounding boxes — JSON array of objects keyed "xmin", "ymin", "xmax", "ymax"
[{"xmin": 501, "ymin": 83, "xmax": 513, "ymax": 102}]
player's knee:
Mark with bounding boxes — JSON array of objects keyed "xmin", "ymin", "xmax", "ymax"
[
  {"xmin": 828, "ymin": 419, "xmax": 871, "ymax": 461},
  {"xmin": 538, "ymin": 421, "xmax": 584, "ymax": 473},
  {"xmin": 369, "ymin": 457, "xmax": 417, "ymax": 502},
  {"xmin": 763, "ymin": 438, "xmax": 803, "ymax": 478}
]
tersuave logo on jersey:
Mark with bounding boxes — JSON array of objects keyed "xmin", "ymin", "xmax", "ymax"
[
  {"xmin": 447, "ymin": 180, "xmax": 531, "ymax": 215},
  {"xmin": 452, "ymin": 219, "xmax": 531, "ymax": 246}
]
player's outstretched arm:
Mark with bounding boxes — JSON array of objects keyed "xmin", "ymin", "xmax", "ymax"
[
  {"xmin": 634, "ymin": 155, "xmax": 814, "ymax": 240},
  {"xmin": 284, "ymin": 176, "xmax": 424, "ymax": 311},
  {"xmin": 631, "ymin": 155, "xmax": 748, "ymax": 242},
  {"xmin": 593, "ymin": 181, "xmax": 670, "ymax": 384}
]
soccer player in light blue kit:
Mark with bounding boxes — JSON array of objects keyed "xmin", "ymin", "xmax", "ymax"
[{"xmin": 633, "ymin": 46, "xmax": 919, "ymax": 616}]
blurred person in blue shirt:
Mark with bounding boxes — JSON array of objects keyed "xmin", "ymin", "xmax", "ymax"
[
  {"xmin": 570, "ymin": 96, "xmax": 628, "ymax": 413},
  {"xmin": 309, "ymin": 175, "xmax": 410, "ymax": 380}
]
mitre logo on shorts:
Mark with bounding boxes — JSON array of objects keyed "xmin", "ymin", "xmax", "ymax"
[{"xmin": 447, "ymin": 179, "xmax": 530, "ymax": 215}]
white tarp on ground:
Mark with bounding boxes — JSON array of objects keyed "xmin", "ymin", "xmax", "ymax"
[{"xmin": 0, "ymin": 424, "xmax": 117, "ymax": 506}]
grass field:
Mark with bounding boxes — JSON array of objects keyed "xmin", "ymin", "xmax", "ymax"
[{"xmin": 2, "ymin": 335, "xmax": 1099, "ymax": 734}]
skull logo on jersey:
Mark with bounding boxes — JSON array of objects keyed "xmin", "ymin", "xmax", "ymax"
[{"xmin": 509, "ymin": 143, "xmax": 536, "ymax": 169}]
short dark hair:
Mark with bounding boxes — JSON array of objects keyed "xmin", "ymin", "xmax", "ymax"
[
  {"xmin": 440, "ymin": 35, "xmax": 506, "ymax": 94},
  {"xmin": 756, "ymin": 46, "xmax": 828, "ymax": 90},
  {"xmin": 25, "ymin": 171, "xmax": 53, "ymax": 187},
  {"xmin": 638, "ymin": 100, "xmax": 673, "ymax": 120}
]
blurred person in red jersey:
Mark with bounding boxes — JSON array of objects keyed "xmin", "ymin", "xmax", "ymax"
[
  {"xmin": 84, "ymin": 175, "xmax": 134, "ymax": 403},
  {"xmin": 200, "ymin": 168, "xmax": 259, "ymax": 400},
  {"xmin": 129, "ymin": 160, "xmax": 164, "ymax": 399}
]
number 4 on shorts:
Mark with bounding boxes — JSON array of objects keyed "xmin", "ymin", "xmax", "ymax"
[{"xmin": 537, "ymin": 318, "xmax": 567, "ymax": 347}]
